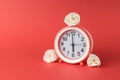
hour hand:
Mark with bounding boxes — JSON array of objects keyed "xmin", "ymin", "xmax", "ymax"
[
  {"xmin": 74, "ymin": 44, "xmax": 82, "ymax": 45},
  {"xmin": 70, "ymin": 44, "xmax": 82, "ymax": 45}
]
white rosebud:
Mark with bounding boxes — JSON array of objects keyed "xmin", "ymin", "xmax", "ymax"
[
  {"xmin": 64, "ymin": 12, "xmax": 80, "ymax": 26},
  {"xmin": 43, "ymin": 49, "xmax": 58, "ymax": 63},
  {"xmin": 87, "ymin": 54, "xmax": 101, "ymax": 67}
]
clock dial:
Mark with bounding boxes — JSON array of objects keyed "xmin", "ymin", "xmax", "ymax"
[{"xmin": 60, "ymin": 30, "xmax": 88, "ymax": 60}]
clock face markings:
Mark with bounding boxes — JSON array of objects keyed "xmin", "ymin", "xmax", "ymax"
[
  {"xmin": 78, "ymin": 33, "xmax": 80, "ymax": 37},
  {"xmin": 72, "ymin": 53, "xmax": 75, "ymax": 57},
  {"xmin": 63, "ymin": 47, "xmax": 66, "ymax": 51},
  {"xmin": 77, "ymin": 52, "xmax": 80, "ymax": 56},
  {"xmin": 60, "ymin": 30, "xmax": 88, "ymax": 59},
  {"xmin": 67, "ymin": 51, "xmax": 70, "ymax": 55},
  {"xmin": 62, "ymin": 37, "xmax": 67, "ymax": 41},
  {"xmin": 83, "ymin": 43, "xmax": 86, "ymax": 47},
  {"xmin": 81, "ymin": 48, "xmax": 84, "ymax": 52},
  {"xmin": 66, "ymin": 32, "xmax": 70, "ymax": 37},
  {"xmin": 61, "ymin": 41, "xmax": 64, "ymax": 46},
  {"xmin": 81, "ymin": 37, "xmax": 84, "ymax": 41}
]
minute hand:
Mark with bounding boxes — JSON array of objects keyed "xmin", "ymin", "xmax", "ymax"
[{"xmin": 71, "ymin": 33, "xmax": 75, "ymax": 52}]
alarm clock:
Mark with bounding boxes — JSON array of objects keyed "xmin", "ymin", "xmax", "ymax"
[{"xmin": 54, "ymin": 12, "xmax": 94, "ymax": 64}]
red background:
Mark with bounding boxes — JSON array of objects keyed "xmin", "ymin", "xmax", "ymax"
[{"xmin": 0, "ymin": 0, "xmax": 120, "ymax": 80}]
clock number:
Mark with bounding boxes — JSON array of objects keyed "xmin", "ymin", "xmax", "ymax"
[
  {"xmin": 83, "ymin": 43, "xmax": 86, "ymax": 47},
  {"xmin": 78, "ymin": 33, "xmax": 80, "ymax": 37},
  {"xmin": 71, "ymin": 32, "xmax": 75, "ymax": 36},
  {"xmin": 63, "ymin": 37, "xmax": 67, "ymax": 41},
  {"xmin": 61, "ymin": 42, "xmax": 64, "ymax": 46},
  {"xmin": 66, "ymin": 33, "xmax": 70, "ymax": 37},
  {"xmin": 77, "ymin": 52, "xmax": 80, "ymax": 56},
  {"xmin": 81, "ymin": 37, "xmax": 84, "ymax": 41},
  {"xmin": 81, "ymin": 48, "xmax": 84, "ymax": 52},
  {"xmin": 63, "ymin": 47, "xmax": 65, "ymax": 51},
  {"xmin": 72, "ymin": 53, "xmax": 75, "ymax": 57}
]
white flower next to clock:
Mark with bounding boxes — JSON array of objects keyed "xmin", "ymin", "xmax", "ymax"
[
  {"xmin": 64, "ymin": 12, "xmax": 80, "ymax": 26},
  {"xmin": 43, "ymin": 49, "xmax": 58, "ymax": 63},
  {"xmin": 87, "ymin": 54, "xmax": 101, "ymax": 67}
]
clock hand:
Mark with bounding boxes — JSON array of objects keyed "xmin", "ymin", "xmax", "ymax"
[
  {"xmin": 71, "ymin": 33, "xmax": 75, "ymax": 52},
  {"xmin": 74, "ymin": 44, "xmax": 82, "ymax": 45},
  {"xmin": 72, "ymin": 43, "xmax": 74, "ymax": 52},
  {"xmin": 69, "ymin": 44, "xmax": 82, "ymax": 46}
]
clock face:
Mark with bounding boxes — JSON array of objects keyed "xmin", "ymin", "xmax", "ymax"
[
  {"xmin": 54, "ymin": 27, "xmax": 91, "ymax": 64},
  {"xmin": 59, "ymin": 30, "xmax": 88, "ymax": 60}
]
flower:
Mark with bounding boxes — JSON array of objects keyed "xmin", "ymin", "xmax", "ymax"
[
  {"xmin": 64, "ymin": 12, "xmax": 80, "ymax": 26},
  {"xmin": 87, "ymin": 54, "xmax": 101, "ymax": 67},
  {"xmin": 43, "ymin": 49, "xmax": 58, "ymax": 63}
]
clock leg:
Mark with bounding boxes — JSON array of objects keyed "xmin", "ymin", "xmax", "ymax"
[
  {"xmin": 58, "ymin": 58, "xmax": 63, "ymax": 63},
  {"xmin": 79, "ymin": 61, "xmax": 85, "ymax": 66}
]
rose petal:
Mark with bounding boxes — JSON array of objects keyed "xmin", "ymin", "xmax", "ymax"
[
  {"xmin": 87, "ymin": 54, "xmax": 101, "ymax": 67},
  {"xmin": 43, "ymin": 49, "xmax": 58, "ymax": 63},
  {"xmin": 64, "ymin": 12, "xmax": 80, "ymax": 26}
]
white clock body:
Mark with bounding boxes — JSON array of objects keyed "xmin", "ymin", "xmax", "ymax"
[{"xmin": 54, "ymin": 26, "xmax": 93, "ymax": 64}]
